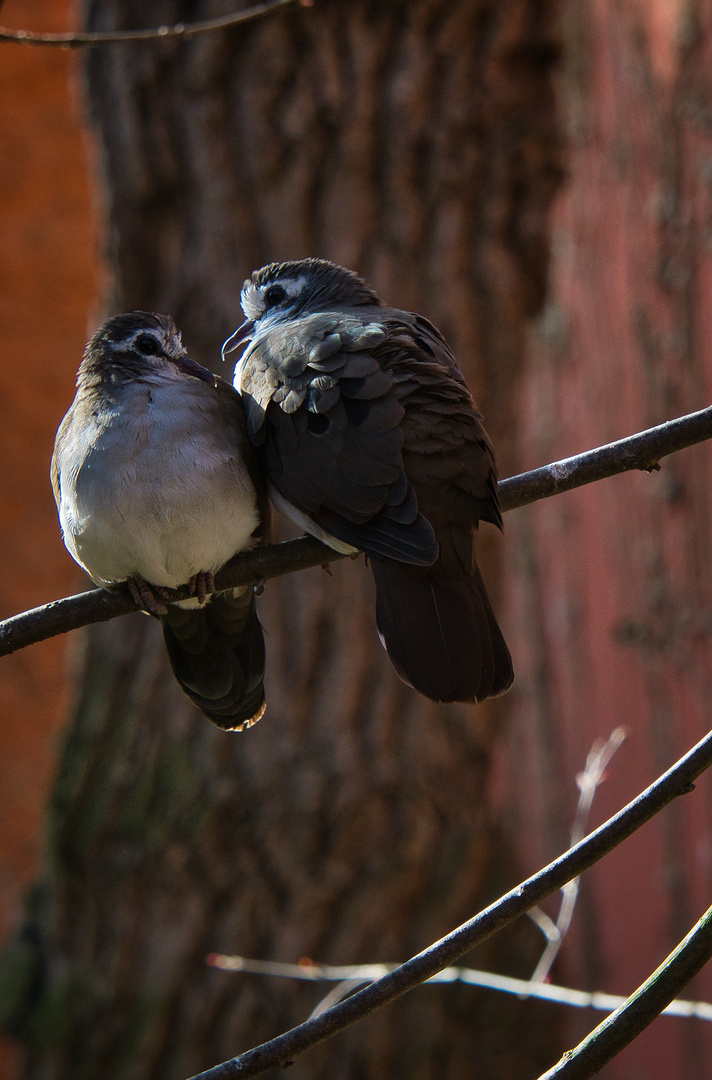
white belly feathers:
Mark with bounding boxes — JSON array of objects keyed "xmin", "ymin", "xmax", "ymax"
[{"xmin": 56, "ymin": 377, "xmax": 259, "ymax": 589}]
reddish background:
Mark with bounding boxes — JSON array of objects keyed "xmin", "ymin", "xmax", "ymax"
[
  {"xmin": 0, "ymin": 2, "xmax": 98, "ymax": 1076},
  {"xmin": 497, "ymin": 0, "xmax": 712, "ymax": 1075}
]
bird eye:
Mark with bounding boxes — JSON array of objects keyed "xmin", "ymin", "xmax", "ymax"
[
  {"xmin": 135, "ymin": 334, "xmax": 162, "ymax": 356},
  {"xmin": 264, "ymin": 284, "xmax": 287, "ymax": 307}
]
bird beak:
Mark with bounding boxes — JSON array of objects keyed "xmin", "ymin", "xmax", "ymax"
[
  {"xmin": 221, "ymin": 320, "xmax": 255, "ymax": 361},
  {"xmin": 171, "ymin": 353, "xmax": 218, "ymax": 388}
]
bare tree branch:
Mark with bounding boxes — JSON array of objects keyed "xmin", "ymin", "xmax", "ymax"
[
  {"xmin": 185, "ymin": 727, "xmax": 712, "ymax": 1079},
  {"xmin": 1, "ymin": 404, "xmax": 711, "ymax": 658},
  {"xmin": 538, "ymin": 902, "xmax": 712, "ymax": 1079},
  {"xmin": 497, "ymin": 402, "xmax": 712, "ymax": 508},
  {"xmin": 207, "ymin": 953, "xmax": 712, "ymax": 1021},
  {"xmin": 0, "ymin": 535, "xmax": 336, "ymax": 656},
  {"xmin": 0, "ymin": 0, "xmax": 304, "ymax": 47},
  {"xmin": 0, "ymin": 535, "xmax": 333, "ymax": 656}
]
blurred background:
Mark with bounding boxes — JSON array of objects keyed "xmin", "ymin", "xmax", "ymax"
[{"xmin": 1, "ymin": 1, "xmax": 712, "ymax": 1077}]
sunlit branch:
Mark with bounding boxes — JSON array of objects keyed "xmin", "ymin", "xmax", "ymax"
[
  {"xmin": 185, "ymin": 727, "xmax": 712, "ymax": 1079},
  {"xmin": 527, "ymin": 728, "xmax": 628, "ymax": 986},
  {"xmin": 205, "ymin": 952, "xmax": 712, "ymax": 1021}
]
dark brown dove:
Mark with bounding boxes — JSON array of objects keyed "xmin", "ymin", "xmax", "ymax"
[
  {"xmin": 223, "ymin": 259, "xmax": 513, "ymax": 704},
  {"xmin": 52, "ymin": 311, "xmax": 269, "ymax": 730}
]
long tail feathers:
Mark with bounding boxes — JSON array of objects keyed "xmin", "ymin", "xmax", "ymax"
[
  {"xmin": 160, "ymin": 587, "xmax": 266, "ymax": 730},
  {"xmin": 371, "ymin": 559, "xmax": 513, "ymax": 704}
]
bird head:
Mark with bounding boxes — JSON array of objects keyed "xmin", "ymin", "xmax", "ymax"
[
  {"xmin": 222, "ymin": 258, "xmax": 382, "ymax": 359},
  {"xmin": 80, "ymin": 311, "xmax": 216, "ymax": 388}
]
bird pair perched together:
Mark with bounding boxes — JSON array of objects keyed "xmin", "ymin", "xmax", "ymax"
[{"xmin": 52, "ymin": 259, "xmax": 514, "ymax": 730}]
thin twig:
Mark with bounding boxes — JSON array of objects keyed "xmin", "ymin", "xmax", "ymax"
[
  {"xmin": 528, "ymin": 728, "xmax": 628, "ymax": 985},
  {"xmin": 186, "ymin": 728, "xmax": 712, "ymax": 1079},
  {"xmin": 0, "ymin": 0, "xmax": 304, "ymax": 47},
  {"xmin": 206, "ymin": 953, "xmax": 712, "ymax": 1021},
  {"xmin": 1, "ymin": 405, "xmax": 711, "ymax": 658},
  {"xmin": 538, "ymin": 903, "xmax": 712, "ymax": 1079}
]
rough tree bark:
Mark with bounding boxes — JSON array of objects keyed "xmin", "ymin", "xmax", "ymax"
[{"xmin": 6, "ymin": 2, "xmax": 564, "ymax": 1079}]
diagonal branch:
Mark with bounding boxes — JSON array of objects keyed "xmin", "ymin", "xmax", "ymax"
[
  {"xmin": 538, "ymin": 901, "xmax": 712, "ymax": 1079},
  {"xmin": 185, "ymin": 727, "xmax": 712, "ymax": 1080},
  {"xmin": 1, "ymin": 403, "xmax": 711, "ymax": 658},
  {"xmin": 499, "ymin": 402, "xmax": 712, "ymax": 506},
  {"xmin": 0, "ymin": 0, "xmax": 304, "ymax": 48}
]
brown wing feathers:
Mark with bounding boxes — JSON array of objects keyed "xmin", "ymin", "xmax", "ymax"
[
  {"xmin": 371, "ymin": 560, "xmax": 512, "ymax": 703},
  {"xmin": 242, "ymin": 295, "xmax": 513, "ymax": 704},
  {"xmin": 369, "ymin": 318, "xmax": 513, "ymax": 702}
]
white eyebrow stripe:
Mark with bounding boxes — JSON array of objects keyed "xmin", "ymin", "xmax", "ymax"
[
  {"xmin": 241, "ymin": 275, "xmax": 309, "ymax": 321},
  {"xmin": 280, "ymin": 275, "xmax": 307, "ymax": 298},
  {"xmin": 107, "ymin": 328, "xmax": 161, "ymax": 350}
]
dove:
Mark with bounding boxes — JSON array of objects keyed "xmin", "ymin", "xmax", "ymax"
[
  {"xmin": 223, "ymin": 259, "xmax": 512, "ymax": 704},
  {"xmin": 52, "ymin": 311, "xmax": 269, "ymax": 730}
]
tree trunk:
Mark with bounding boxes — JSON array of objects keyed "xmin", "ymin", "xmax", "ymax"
[
  {"xmin": 9, "ymin": 2, "xmax": 564, "ymax": 1078},
  {"xmin": 502, "ymin": 2, "xmax": 712, "ymax": 1077}
]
